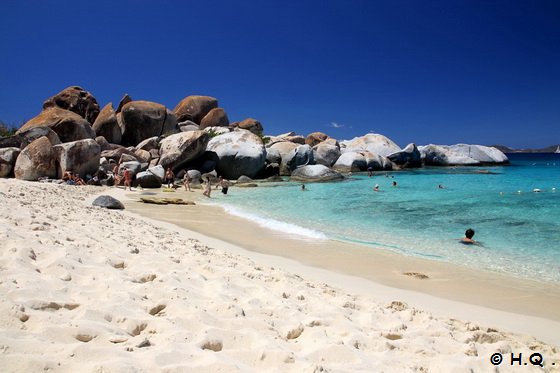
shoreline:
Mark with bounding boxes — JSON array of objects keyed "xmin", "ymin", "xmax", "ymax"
[
  {"xmin": 122, "ymin": 186, "xmax": 560, "ymax": 344},
  {"xmin": 2, "ymin": 179, "xmax": 560, "ymax": 371}
]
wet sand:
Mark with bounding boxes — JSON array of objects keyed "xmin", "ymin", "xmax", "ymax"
[{"xmin": 126, "ymin": 187, "xmax": 560, "ymax": 336}]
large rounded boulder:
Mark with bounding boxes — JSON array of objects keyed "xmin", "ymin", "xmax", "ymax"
[
  {"xmin": 92, "ymin": 103, "xmax": 122, "ymax": 144},
  {"xmin": 206, "ymin": 129, "xmax": 266, "ymax": 179},
  {"xmin": 0, "ymin": 147, "xmax": 21, "ymax": 177},
  {"xmin": 120, "ymin": 101, "xmax": 178, "ymax": 146},
  {"xmin": 418, "ymin": 144, "xmax": 509, "ymax": 166},
  {"xmin": 200, "ymin": 108, "xmax": 229, "ymax": 129},
  {"xmin": 305, "ymin": 132, "xmax": 329, "ymax": 147},
  {"xmin": 53, "ymin": 138, "xmax": 101, "ymax": 178},
  {"xmin": 17, "ymin": 107, "xmax": 96, "ymax": 143},
  {"xmin": 387, "ymin": 143, "xmax": 422, "ymax": 167},
  {"xmin": 173, "ymin": 95, "xmax": 218, "ymax": 124},
  {"xmin": 42, "ymin": 86, "xmax": 100, "ymax": 124},
  {"xmin": 284, "ymin": 144, "xmax": 314, "ymax": 174},
  {"xmin": 158, "ymin": 131, "xmax": 210, "ymax": 170},
  {"xmin": 333, "ymin": 151, "xmax": 392, "ymax": 172},
  {"xmin": 231, "ymin": 118, "xmax": 263, "ymax": 135},
  {"xmin": 340, "ymin": 133, "xmax": 401, "ymax": 156},
  {"xmin": 14, "ymin": 136, "xmax": 57, "ymax": 180},
  {"xmin": 313, "ymin": 139, "xmax": 341, "ymax": 167},
  {"xmin": 290, "ymin": 165, "xmax": 344, "ymax": 182},
  {"xmin": 0, "ymin": 126, "xmax": 61, "ymax": 149},
  {"xmin": 267, "ymin": 141, "xmax": 298, "ymax": 175}
]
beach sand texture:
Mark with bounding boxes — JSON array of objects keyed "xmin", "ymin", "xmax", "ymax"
[{"xmin": 0, "ymin": 179, "xmax": 558, "ymax": 372}]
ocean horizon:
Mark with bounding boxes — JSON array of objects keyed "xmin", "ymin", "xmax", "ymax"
[{"xmin": 212, "ymin": 153, "xmax": 560, "ymax": 283}]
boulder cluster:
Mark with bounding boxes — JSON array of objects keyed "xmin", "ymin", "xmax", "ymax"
[{"xmin": 0, "ymin": 86, "xmax": 509, "ymax": 185}]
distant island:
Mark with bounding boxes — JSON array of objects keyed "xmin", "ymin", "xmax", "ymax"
[{"xmin": 491, "ymin": 144, "xmax": 560, "ymax": 153}]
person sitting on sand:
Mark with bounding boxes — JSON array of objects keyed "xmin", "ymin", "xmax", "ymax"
[
  {"xmin": 217, "ymin": 176, "xmax": 230, "ymax": 195},
  {"xmin": 202, "ymin": 178, "xmax": 212, "ymax": 198},
  {"xmin": 62, "ymin": 170, "xmax": 73, "ymax": 182},
  {"xmin": 165, "ymin": 168, "xmax": 175, "ymax": 188},
  {"xmin": 461, "ymin": 228, "xmax": 477, "ymax": 245},
  {"xmin": 123, "ymin": 167, "xmax": 133, "ymax": 191},
  {"xmin": 183, "ymin": 172, "xmax": 192, "ymax": 192},
  {"xmin": 72, "ymin": 173, "xmax": 85, "ymax": 186}
]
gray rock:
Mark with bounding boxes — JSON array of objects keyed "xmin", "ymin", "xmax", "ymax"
[
  {"xmin": 290, "ymin": 165, "xmax": 344, "ymax": 182},
  {"xmin": 333, "ymin": 151, "xmax": 392, "ymax": 172},
  {"xmin": 158, "ymin": 131, "xmax": 210, "ymax": 170},
  {"xmin": 0, "ymin": 147, "xmax": 21, "ymax": 177},
  {"xmin": 340, "ymin": 134, "xmax": 401, "ymax": 156},
  {"xmin": 0, "ymin": 126, "xmax": 61, "ymax": 149},
  {"xmin": 387, "ymin": 143, "xmax": 422, "ymax": 167},
  {"xmin": 267, "ymin": 141, "xmax": 298, "ymax": 175},
  {"xmin": 135, "ymin": 171, "xmax": 162, "ymax": 188},
  {"xmin": 53, "ymin": 138, "xmax": 101, "ymax": 178},
  {"xmin": 206, "ymin": 129, "xmax": 266, "ymax": 179},
  {"xmin": 313, "ymin": 141, "xmax": 341, "ymax": 167},
  {"xmin": 284, "ymin": 144, "xmax": 315, "ymax": 173},
  {"xmin": 119, "ymin": 161, "xmax": 143, "ymax": 176},
  {"xmin": 92, "ymin": 195, "xmax": 125, "ymax": 210},
  {"xmin": 135, "ymin": 137, "xmax": 159, "ymax": 152},
  {"xmin": 418, "ymin": 144, "xmax": 509, "ymax": 166},
  {"xmin": 14, "ymin": 136, "xmax": 57, "ymax": 181}
]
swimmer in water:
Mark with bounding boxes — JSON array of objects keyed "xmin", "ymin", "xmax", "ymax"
[{"xmin": 460, "ymin": 228, "xmax": 478, "ymax": 245}]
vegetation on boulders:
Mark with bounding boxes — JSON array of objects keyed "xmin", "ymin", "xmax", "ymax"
[{"xmin": 0, "ymin": 121, "xmax": 19, "ymax": 138}]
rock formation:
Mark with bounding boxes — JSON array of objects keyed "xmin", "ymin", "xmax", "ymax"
[
  {"xmin": 173, "ymin": 95, "xmax": 218, "ymax": 124},
  {"xmin": 42, "ymin": 86, "xmax": 100, "ymax": 124},
  {"xmin": 120, "ymin": 101, "xmax": 178, "ymax": 146},
  {"xmin": 206, "ymin": 129, "xmax": 266, "ymax": 179},
  {"xmin": 14, "ymin": 136, "xmax": 57, "ymax": 180},
  {"xmin": 92, "ymin": 103, "xmax": 121, "ymax": 144},
  {"xmin": 17, "ymin": 107, "xmax": 96, "ymax": 143}
]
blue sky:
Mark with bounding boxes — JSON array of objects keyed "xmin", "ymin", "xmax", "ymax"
[{"xmin": 1, "ymin": 0, "xmax": 558, "ymax": 148}]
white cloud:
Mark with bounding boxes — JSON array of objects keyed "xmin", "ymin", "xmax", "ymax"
[{"xmin": 329, "ymin": 122, "xmax": 344, "ymax": 128}]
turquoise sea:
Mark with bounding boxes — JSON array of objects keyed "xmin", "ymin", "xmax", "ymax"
[{"xmin": 215, "ymin": 154, "xmax": 560, "ymax": 283}]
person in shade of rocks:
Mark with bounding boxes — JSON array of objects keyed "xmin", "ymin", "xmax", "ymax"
[
  {"xmin": 123, "ymin": 168, "xmax": 133, "ymax": 191},
  {"xmin": 183, "ymin": 172, "xmax": 192, "ymax": 192},
  {"xmin": 164, "ymin": 167, "xmax": 175, "ymax": 188}
]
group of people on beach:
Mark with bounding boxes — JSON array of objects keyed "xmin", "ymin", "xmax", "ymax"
[{"xmin": 163, "ymin": 167, "xmax": 230, "ymax": 198}]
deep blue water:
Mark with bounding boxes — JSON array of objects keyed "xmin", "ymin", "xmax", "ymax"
[{"xmin": 215, "ymin": 153, "xmax": 560, "ymax": 283}]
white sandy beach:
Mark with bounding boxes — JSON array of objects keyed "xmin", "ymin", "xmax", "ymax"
[{"xmin": 1, "ymin": 179, "xmax": 559, "ymax": 372}]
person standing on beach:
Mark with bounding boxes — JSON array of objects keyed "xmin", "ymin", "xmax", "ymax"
[
  {"xmin": 123, "ymin": 168, "xmax": 133, "ymax": 191},
  {"xmin": 217, "ymin": 176, "xmax": 230, "ymax": 195},
  {"xmin": 183, "ymin": 172, "xmax": 192, "ymax": 191},
  {"xmin": 112, "ymin": 163, "xmax": 122, "ymax": 187},
  {"xmin": 202, "ymin": 178, "xmax": 212, "ymax": 198},
  {"xmin": 164, "ymin": 168, "xmax": 175, "ymax": 188}
]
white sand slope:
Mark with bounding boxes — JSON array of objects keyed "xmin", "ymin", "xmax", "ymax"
[{"xmin": 0, "ymin": 179, "xmax": 558, "ymax": 372}]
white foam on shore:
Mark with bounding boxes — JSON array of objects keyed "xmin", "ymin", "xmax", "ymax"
[{"xmin": 221, "ymin": 204, "xmax": 328, "ymax": 240}]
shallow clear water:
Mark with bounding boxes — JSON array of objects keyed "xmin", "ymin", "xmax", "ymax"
[{"xmin": 217, "ymin": 153, "xmax": 560, "ymax": 283}]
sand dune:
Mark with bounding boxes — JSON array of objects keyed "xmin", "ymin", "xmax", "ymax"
[{"xmin": 0, "ymin": 179, "xmax": 558, "ymax": 372}]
